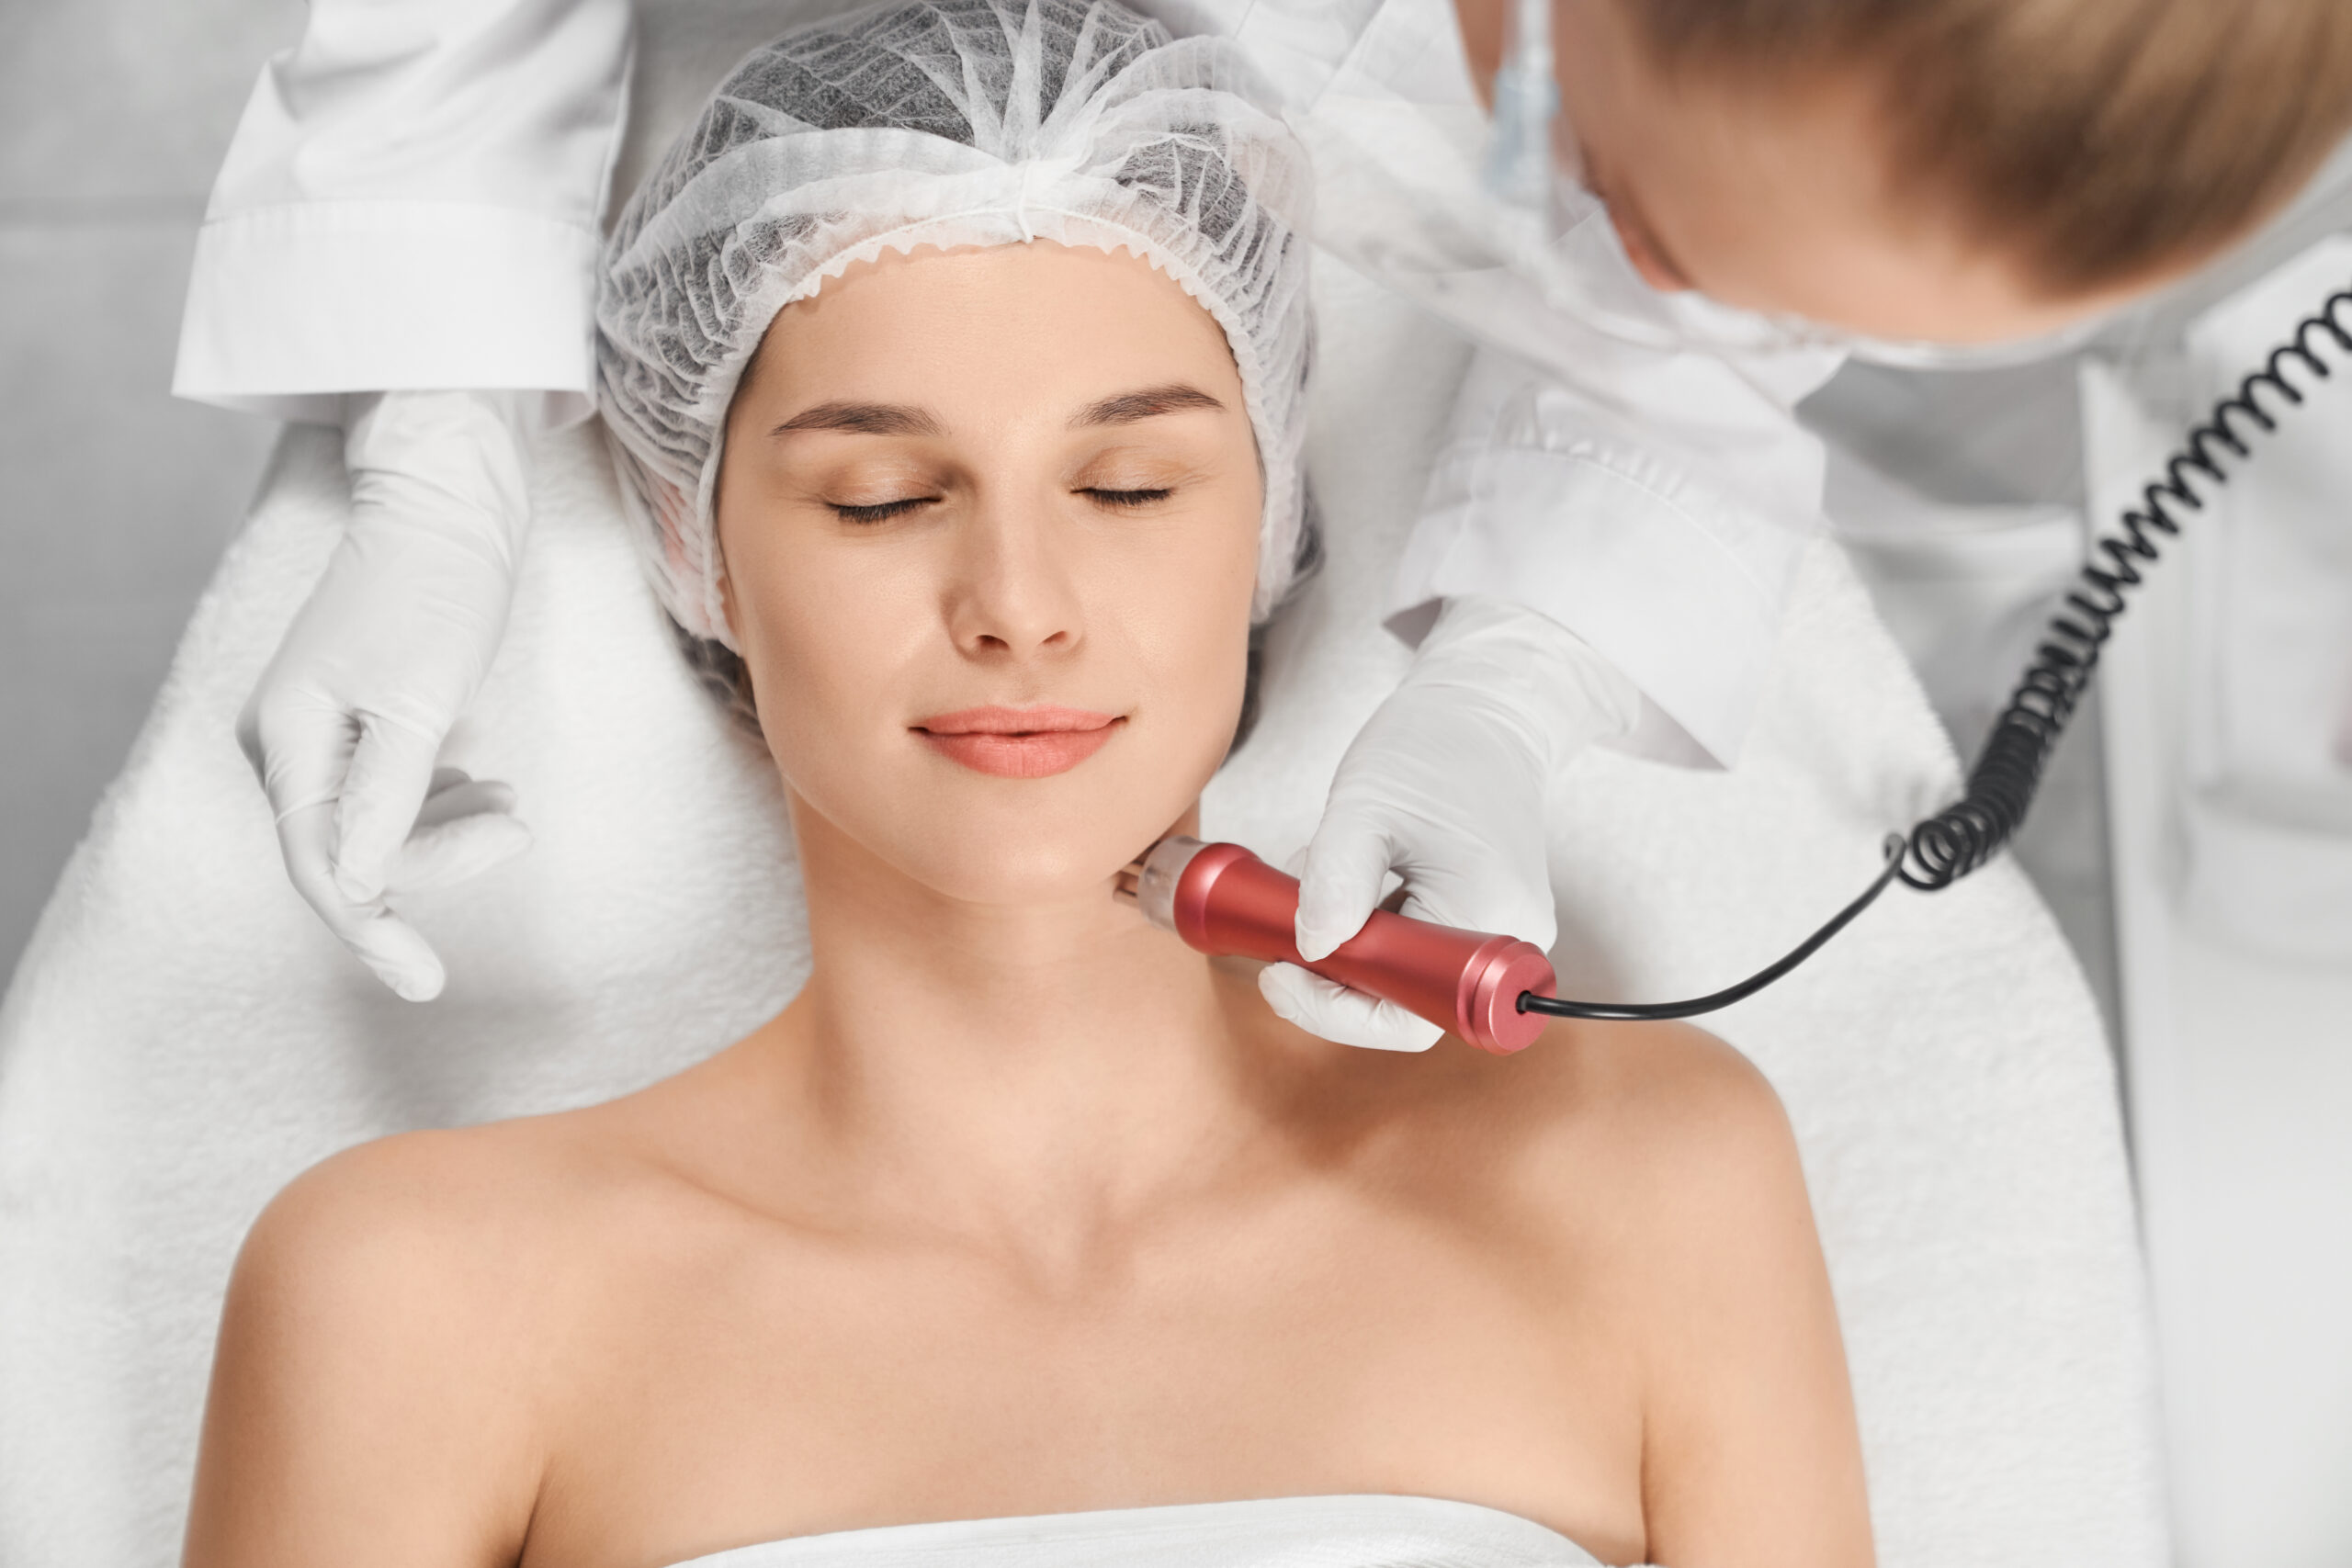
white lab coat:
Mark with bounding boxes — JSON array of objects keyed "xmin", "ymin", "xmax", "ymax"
[{"xmin": 175, "ymin": 0, "xmax": 1844, "ymax": 766}]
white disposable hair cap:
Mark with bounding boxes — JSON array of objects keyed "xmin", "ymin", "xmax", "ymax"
[{"xmin": 595, "ymin": 0, "xmax": 1316, "ymax": 647}]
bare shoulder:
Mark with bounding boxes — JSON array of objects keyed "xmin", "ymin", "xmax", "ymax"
[
  {"xmin": 1485, "ymin": 1024, "xmax": 1871, "ymax": 1566},
  {"xmin": 1476, "ymin": 1019, "xmax": 1806, "ymax": 1221},
  {"xmin": 1294, "ymin": 1005, "xmax": 1804, "ymax": 1236},
  {"xmin": 240, "ymin": 1111, "xmax": 607, "ymax": 1325},
  {"xmin": 214, "ymin": 1115, "xmax": 617, "ymax": 1456},
  {"xmin": 1578, "ymin": 1020, "xmax": 1798, "ymax": 1183},
  {"xmin": 223, "ymin": 1085, "xmax": 725, "ymax": 1395},
  {"xmin": 187, "ymin": 1108, "xmax": 667, "ymax": 1565}
]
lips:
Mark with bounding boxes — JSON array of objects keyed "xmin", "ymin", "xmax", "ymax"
[{"xmin": 913, "ymin": 705, "xmax": 1125, "ymax": 779}]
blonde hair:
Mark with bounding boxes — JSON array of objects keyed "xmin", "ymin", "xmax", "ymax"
[{"xmin": 1628, "ymin": 0, "xmax": 2352, "ymax": 293}]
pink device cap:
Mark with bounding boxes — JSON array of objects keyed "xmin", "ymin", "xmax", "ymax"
[{"xmin": 1133, "ymin": 837, "xmax": 1556, "ymax": 1054}]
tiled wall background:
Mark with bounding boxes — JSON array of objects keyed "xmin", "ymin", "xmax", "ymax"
[{"xmin": 1, "ymin": 0, "xmax": 300, "ymax": 984}]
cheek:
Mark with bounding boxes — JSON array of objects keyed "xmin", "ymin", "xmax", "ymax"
[
  {"xmin": 1110, "ymin": 503, "xmax": 1261, "ymax": 780},
  {"xmin": 724, "ymin": 523, "xmax": 932, "ymax": 801}
]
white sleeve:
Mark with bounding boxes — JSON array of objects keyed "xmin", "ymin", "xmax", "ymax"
[
  {"xmin": 1392, "ymin": 343, "xmax": 1835, "ymax": 769},
  {"xmin": 173, "ymin": 0, "xmax": 634, "ymax": 423}
]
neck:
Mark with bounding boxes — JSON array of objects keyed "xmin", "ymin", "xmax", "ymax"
[{"xmin": 763, "ymin": 796, "xmax": 1276, "ymax": 1246}]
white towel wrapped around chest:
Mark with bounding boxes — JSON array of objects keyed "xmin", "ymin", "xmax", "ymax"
[
  {"xmin": 0, "ymin": 262, "xmax": 2162, "ymax": 1565},
  {"xmin": 666, "ymin": 1495, "xmax": 1600, "ymax": 1568}
]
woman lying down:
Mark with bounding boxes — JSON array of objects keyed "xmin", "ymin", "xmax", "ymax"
[{"xmin": 183, "ymin": 3, "xmax": 1870, "ymax": 1563}]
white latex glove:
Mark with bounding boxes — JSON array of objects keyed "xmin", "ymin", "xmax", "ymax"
[
  {"xmin": 1261, "ymin": 595, "xmax": 1643, "ymax": 1051},
  {"xmin": 237, "ymin": 389, "xmax": 537, "ymax": 1000}
]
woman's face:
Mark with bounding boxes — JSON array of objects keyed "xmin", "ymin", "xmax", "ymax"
[{"xmin": 716, "ymin": 243, "xmax": 1263, "ymax": 907}]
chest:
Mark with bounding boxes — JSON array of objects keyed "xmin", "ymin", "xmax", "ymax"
[{"xmin": 518, "ymin": 1202, "xmax": 1645, "ymax": 1568}]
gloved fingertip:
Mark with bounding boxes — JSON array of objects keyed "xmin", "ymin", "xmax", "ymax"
[
  {"xmin": 1290, "ymin": 923, "xmax": 1346, "ymax": 964},
  {"xmin": 359, "ymin": 929, "xmax": 446, "ymax": 1002},
  {"xmin": 1255, "ymin": 963, "xmax": 1316, "ymax": 1027},
  {"xmin": 385, "ymin": 963, "xmax": 447, "ymax": 1003},
  {"xmin": 337, "ymin": 904, "xmax": 446, "ymax": 1001},
  {"xmin": 1257, "ymin": 964, "xmax": 1443, "ymax": 1053},
  {"xmin": 1259, "ymin": 964, "xmax": 1367, "ymax": 1034},
  {"xmin": 1294, "ymin": 901, "xmax": 1378, "ymax": 964},
  {"xmin": 1349, "ymin": 1012, "xmax": 1444, "ymax": 1054},
  {"xmin": 346, "ymin": 934, "xmax": 444, "ymax": 1000},
  {"xmin": 1293, "ymin": 826, "xmax": 1393, "ymax": 963},
  {"xmin": 471, "ymin": 778, "xmax": 520, "ymax": 817},
  {"xmin": 1293, "ymin": 878, "xmax": 1374, "ymax": 962}
]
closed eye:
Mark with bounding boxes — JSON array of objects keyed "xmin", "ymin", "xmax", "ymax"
[
  {"xmin": 831, "ymin": 497, "xmax": 936, "ymax": 525},
  {"xmin": 1082, "ymin": 487, "xmax": 1173, "ymax": 509}
]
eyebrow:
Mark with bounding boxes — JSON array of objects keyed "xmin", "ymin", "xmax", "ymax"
[
  {"xmin": 1071, "ymin": 383, "xmax": 1227, "ymax": 428},
  {"xmin": 770, "ymin": 401, "xmax": 944, "ymax": 438},
  {"xmin": 767, "ymin": 384, "xmax": 1225, "ymax": 440}
]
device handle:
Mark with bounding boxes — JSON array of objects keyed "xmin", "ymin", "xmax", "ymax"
[{"xmin": 1142, "ymin": 840, "xmax": 1556, "ymax": 1054}]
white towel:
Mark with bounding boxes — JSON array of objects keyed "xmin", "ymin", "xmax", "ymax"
[
  {"xmin": 666, "ymin": 1495, "xmax": 1598, "ymax": 1568},
  {"xmin": 0, "ymin": 261, "xmax": 2163, "ymax": 1565}
]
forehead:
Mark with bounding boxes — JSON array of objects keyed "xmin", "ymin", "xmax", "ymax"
[{"xmin": 740, "ymin": 243, "xmax": 1242, "ymax": 416}]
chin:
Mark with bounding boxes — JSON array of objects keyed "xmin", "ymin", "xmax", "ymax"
[
  {"xmin": 911, "ymin": 838, "xmax": 1127, "ymax": 907},
  {"xmin": 890, "ymin": 796, "xmax": 1171, "ymax": 907},
  {"xmin": 793, "ymin": 763, "xmax": 1190, "ymax": 908}
]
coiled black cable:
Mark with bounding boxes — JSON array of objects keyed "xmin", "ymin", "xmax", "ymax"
[
  {"xmin": 1522, "ymin": 275, "xmax": 2352, "ymax": 1023},
  {"xmin": 1902, "ymin": 276, "xmax": 2352, "ymax": 889}
]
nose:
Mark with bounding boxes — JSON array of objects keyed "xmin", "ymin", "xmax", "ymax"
[{"xmin": 943, "ymin": 493, "xmax": 1083, "ymax": 663}]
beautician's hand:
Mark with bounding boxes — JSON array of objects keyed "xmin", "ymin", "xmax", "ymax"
[
  {"xmin": 1263, "ymin": 595, "xmax": 1642, "ymax": 1050},
  {"xmin": 238, "ymin": 389, "xmax": 537, "ymax": 1001}
]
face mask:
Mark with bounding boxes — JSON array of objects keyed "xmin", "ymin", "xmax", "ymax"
[{"xmin": 1481, "ymin": 0, "xmax": 1562, "ymax": 215}]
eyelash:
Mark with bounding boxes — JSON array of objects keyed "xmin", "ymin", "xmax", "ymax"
[
  {"xmin": 828, "ymin": 486, "xmax": 1172, "ymax": 524},
  {"xmin": 831, "ymin": 498, "xmax": 933, "ymax": 525}
]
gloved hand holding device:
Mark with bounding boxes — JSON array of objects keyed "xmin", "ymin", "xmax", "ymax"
[
  {"xmin": 238, "ymin": 389, "xmax": 537, "ymax": 1000},
  {"xmin": 1262, "ymin": 593, "xmax": 1643, "ymax": 1050}
]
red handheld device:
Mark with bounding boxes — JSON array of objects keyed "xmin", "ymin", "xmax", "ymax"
[{"xmin": 1130, "ymin": 837, "xmax": 1557, "ymax": 1054}]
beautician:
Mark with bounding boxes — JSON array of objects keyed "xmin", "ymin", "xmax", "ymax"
[{"xmin": 175, "ymin": 0, "xmax": 2352, "ymax": 1048}]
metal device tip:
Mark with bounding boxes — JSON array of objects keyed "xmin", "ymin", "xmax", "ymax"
[{"xmin": 1113, "ymin": 857, "xmax": 1148, "ymax": 905}]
